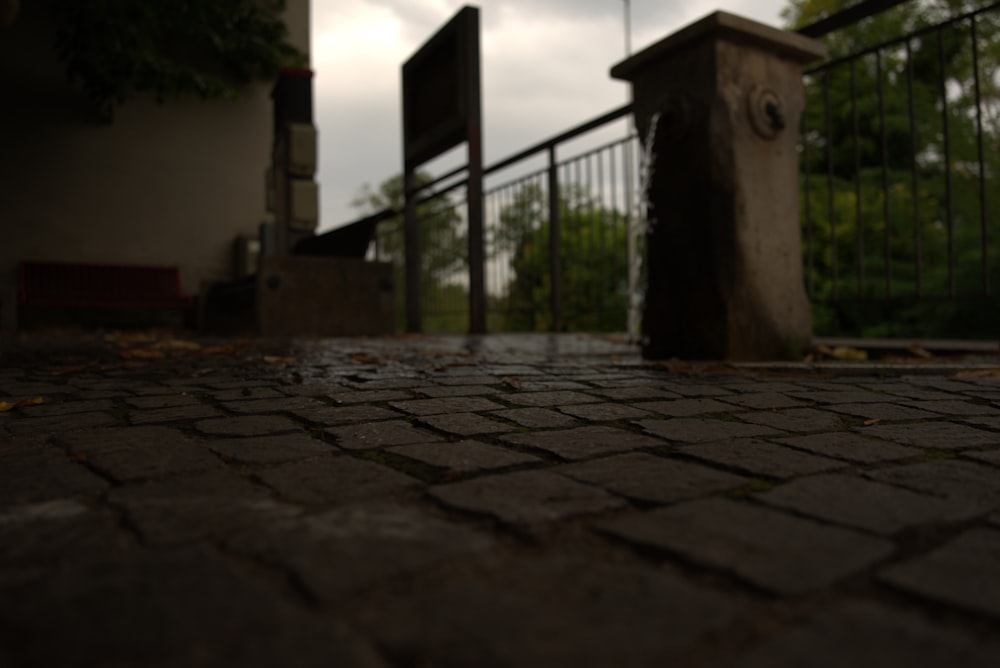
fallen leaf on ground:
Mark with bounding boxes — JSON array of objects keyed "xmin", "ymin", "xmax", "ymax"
[
  {"xmin": 832, "ymin": 346, "xmax": 868, "ymax": 361},
  {"xmin": 47, "ymin": 364, "xmax": 92, "ymax": 376},
  {"xmin": 0, "ymin": 397, "xmax": 45, "ymax": 412},
  {"xmin": 263, "ymin": 356, "xmax": 298, "ymax": 365},
  {"xmin": 863, "ymin": 418, "xmax": 881, "ymax": 426},
  {"xmin": 350, "ymin": 354, "xmax": 380, "ymax": 364},
  {"xmin": 953, "ymin": 368, "xmax": 1000, "ymax": 379},
  {"xmin": 153, "ymin": 339, "xmax": 202, "ymax": 352},
  {"xmin": 502, "ymin": 377, "xmax": 523, "ymax": 390},
  {"xmin": 908, "ymin": 343, "xmax": 933, "ymax": 359},
  {"xmin": 119, "ymin": 348, "xmax": 166, "ymax": 360}
]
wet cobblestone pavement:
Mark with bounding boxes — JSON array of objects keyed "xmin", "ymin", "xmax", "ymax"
[{"xmin": 2, "ymin": 331, "xmax": 1000, "ymax": 667}]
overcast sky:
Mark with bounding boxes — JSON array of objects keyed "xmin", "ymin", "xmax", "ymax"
[{"xmin": 312, "ymin": 0, "xmax": 792, "ymax": 229}]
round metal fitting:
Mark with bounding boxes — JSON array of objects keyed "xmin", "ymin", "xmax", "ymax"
[{"xmin": 747, "ymin": 85, "xmax": 785, "ymax": 140}]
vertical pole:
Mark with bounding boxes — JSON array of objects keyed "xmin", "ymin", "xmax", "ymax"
[
  {"xmin": 404, "ymin": 167, "xmax": 421, "ymax": 332},
  {"xmin": 466, "ymin": 9, "xmax": 486, "ymax": 334},
  {"xmin": 622, "ymin": 0, "xmax": 639, "ymax": 338},
  {"xmin": 548, "ymin": 146, "xmax": 562, "ymax": 331}
]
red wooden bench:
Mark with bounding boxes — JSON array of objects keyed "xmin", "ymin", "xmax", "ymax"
[{"xmin": 17, "ymin": 261, "xmax": 196, "ymax": 313}]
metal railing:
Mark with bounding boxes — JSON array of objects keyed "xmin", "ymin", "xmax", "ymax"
[
  {"xmin": 374, "ymin": 106, "xmax": 639, "ymax": 332},
  {"xmin": 799, "ymin": 0, "xmax": 1000, "ymax": 338},
  {"xmin": 370, "ymin": 0, "xmax": 999, "ymax": 338}
]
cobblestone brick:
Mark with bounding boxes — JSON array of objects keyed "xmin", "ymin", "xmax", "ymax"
[
  {"xmin": 718, "ymin": 392, "xmax": 809, "ymax": 409},
  {"xmin": 18, "ymin": 399, "xmax": 116, "ymax": 417},
  {"xmin": 491, "ymin": 407, "xmax": 582, "ymax": 429},
  {"xmin": 905, "ymin": 400, "xmax": 1000, "ymax": 416},
  {"xmin": 557, "ymin": 402, "xmax": 654, "ymax": 421},
  {"xmin": 357, "ymin": 553, "xmax": 738, "ymax": 667},
  {"xmin": 211, "ymin": 387, "xmax": 285, "ymax": 402},
  {"xmin": 430, "ymin": 470, "xmax": 626, "ymax": 526},
  {"xmin": 556, "ymin": 453, "xmax": 748, "ymax": 504},
  {"xmin": 329, "ymin": 389, "xmax": 415, "ymax": 404},
  {"xmin": 124, "ymin": 394, "xmax": 200, "ymax": 409},
  {"xmin": 205, "ymin": 433, "xmax": 334, "ymax": 464},
  {"xmin": 758, "ymin": 473, "xmax": 966, "ymax": 533},
  {"xmin": 738, "ymin": 408, "xmax": 848, "ymax": 433},
  {"xmin": 388, "ymin": 396, "xmax": 506, "ymax": 416},
  {"xmin": 108, "ymin": 470, "xmax": 292, "ymax": 545},
  {"xmin": 227, "ymin": 503, "xmax": 494, "ymax": 601},
  {"xmin": 880, "ymin": 528, "xmax": 1000, "ymax": 619},
  {"xmin": 864, "ymin": 460, "xmax": 1000, "ymax": 514},
  {"xmin": 0, "ymin": 446, "xmax": 109, "ymax": 504},
  {"xmin": 255, "ymin": 455, "xmax": 420, "ymax": 506},
  {"xmin": 858, "ymin": 421, "xmax": 1000, "ymax": 449},
  {"xmin": 501, "ymin": 391, "xmax": 602, "ymax": 407},
  {"xmin": 80, "ymin": 433, "xmax": 223, "ymax": 483},
  {"xmin": 194, "ymin": 415, "xmax": 300, "ymax": 436},
  {"xmin": 591, "ymin": 386, "xmax": 682, "ymax": 401},
  {"xmin": 659, "ymin": 382, "xmax": 733, "ymax": 397},
  {"xmin": 732, "ymin": 599, "xmax": 1000, "ymax": 668},
  {"xmin": 0, "ymin": 499, "xmax": 123, "ymax": 564},
  {"xmin": 326, "ymin": 420, "xmax": 444, "ymax": 450},
  {"xmin": 6, "ymin": 411, "xmax": 119, "ymax": 436},
  {"xmin": 418, "ymin": 412, "xmax": 516, "ymax": 436},
  {"xmin": 678, "ymin": 439, "xmax": 846, "ymax": 478},
  {"xmin": 775, "ymin": 432, "xmax": 920, "ymax": 463},
  {"xmin": 129, "ymin": 404, "xmax": 222, "ymax": 425},
  {"xmin": 826, "ymin": 402, "xmax": 939, "ymax": 421},
  {"xmin": 859, "ymin": 382, "xmax": 960, "ymax": 400},
  {"xmin": 501, "ymin": 425, "xmax": 661, "ymax": 460},
  {"xmin": 634, "ymin": 398, "xmax": 735, "ymax": 417},
  {"xmin": 788, "ymin": 390, "xmax": 888, "ymax": 404},
  {"xmin": 637, "ymin": 418, "xmax": 781, "ymax": 443},
  {"xmin": 222, "ymin": 396, "xmax": 325, "ymax": 414},
  {"xmin": 293, "ymin": 405, "xmax": 401, "ymax": 426},
  {"xmin": 601, "ymin": 498, "xmax": 893, "ymax": 594},
  {"xmin": 389, "ymin": 440, "xmax": 540, "ymax": 472},
  {"xmin": 409, "ymin": 385, "xmax": 500, "ymax": 398},
  {"xmin": 965, "ymin": 449, "xmax": 1000, "ymax": 466}
]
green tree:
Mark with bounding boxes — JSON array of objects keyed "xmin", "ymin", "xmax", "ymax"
[
  {"xmin": 788, "ymin": 0, "xmax": 1000, "ymax": 337},
  {"xmin": 352, "ymin": 172, "xmax": 468, "ymax": 331},
  {"xmin": 495, "ymin": 183, "xmax": 628, "ymax": 332},
  {"xmin": 50, "ymin": 0, "xmax": 305, "ymax": 115}
]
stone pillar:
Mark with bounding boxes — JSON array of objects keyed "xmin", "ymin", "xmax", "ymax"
[{"xmin": 611, "ymin": 12, "xmax": 826, "ymax": 360}]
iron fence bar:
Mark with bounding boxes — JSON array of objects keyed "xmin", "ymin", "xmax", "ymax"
[
  {"xmin": 851, "ymin": 60, "xmax": 864, "ymax": 296},
  {"xmin": 548, "ymin": 145, "xmax": 562, "ymax": 331},
  {"xmin": 484, "ymin": 105, "xmax": 632, "ymax": 177},
  {"xmin": 877, "ymin": 50, "xmax": 892, "ymax": 298},
  {"xmin": 970, "ymin": 15, "xmax": 989, "ymax": 296},
  {"xmin": 797, "ymin": 0, "xmax": 913, "ymax": 39},
  {"xmin": 803, "ymin": 92, "xmax": 815, "ymax": 298},
  {"xmin": 824, "ymin": 71, "xmax": 838, "ymax": 299},
  {"xmin": 906, "ymin": 38, "xmax": 922, "ymax": 297},
  {"xmin": 938, "ymin": 27, "xmax": 955, "ymax": 297},
  {"xmin": 805, "ymin": 1, "xmax": 1000, "ymax": 75}
]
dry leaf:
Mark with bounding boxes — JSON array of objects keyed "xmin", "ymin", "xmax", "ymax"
[
  {"xmin": 953, "ymin": 368, "xmax": 1000, "ymax": 379},
  {"xmin": 47, "ymin": 364, "xmax": 92, "ymax": 376},
  {"xmin": 832, "ymin": 346, "xmax": 868, "ymax": 361},
  {"xmin": 263, "ymin": 356, "xmax": 298, "ymax": 365},
  {"xmin": 908, "ymin": 343, "xmax": 933, "ymax": 359},
  {"xmin": 153, "ymin": 339, "xmax": 202, "ymax": 352},
  {"xmin": 350, "ymin": 354, "xmax": 380, "ymax": 364},
  {"xmin": 501, "ymin": 377, "xmax": 523, "ymax": 390},
  {"xmin": 0, "ymin": 397, "xmax": 45, "ymax": 412},
  {"xmin": 119, "ymin": 348, "xmax": 166, "ymax": 360},
  {"xmin": 863, "ymin": 418, "xmax": 881, "ymax": 426}
]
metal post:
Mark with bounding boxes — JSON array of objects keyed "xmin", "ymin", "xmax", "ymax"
[
  {"xmin": 466, "ymin": 17, "xmax": 486, "ymax": 334},
  {"xmin": 548, "ymin": 146, "xmax": 562, "ymax": 331},
  {"xmin": 404, "ymin": 167, "xmax": 421, "ymax": 332},
  {"xmin": 622, "ymin": 0, "xmax": 640, "ymax": 338}
]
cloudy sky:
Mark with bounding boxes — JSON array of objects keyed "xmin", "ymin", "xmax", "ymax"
[{"xmin": 312, "ymin": 0, "xmax": 793, "ymax": 228}]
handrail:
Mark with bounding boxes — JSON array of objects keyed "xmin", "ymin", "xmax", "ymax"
[{"xmin": 797, "ymin": 0, "xmax": 913, "ymax": 38}]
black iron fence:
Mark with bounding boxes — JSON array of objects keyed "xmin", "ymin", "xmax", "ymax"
[
  {"xmin": 373, "ymin": 106, "xmax": 640, "ymax": 333},
  {"xmin": 370, "ymin": 0, "xmax": 999, "ymax": 338},
  {"xmin": 799, "ymin": 0, "xmax": 1000, "ymax": 338}
]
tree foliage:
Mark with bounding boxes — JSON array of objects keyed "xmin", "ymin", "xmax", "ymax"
[
  {"xmin": 352, "ymin": 173, "xmax": 468, "ymax": 331},
  {"xmin": 51, "ymin": 0, "xmax": 305, "ymax": 113},
  {"xmin": 494, "ymin": 184, "xmax": 628, "ymax": 332},
  {"xmin": 790, "ymin": 0, "xmax": 1000, "ymax": 338}
]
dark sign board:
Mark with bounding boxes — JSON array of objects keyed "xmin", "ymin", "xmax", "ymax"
[{"xmin": 402, "ymin": 6, "xmax": 480, "ymax": 167}]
